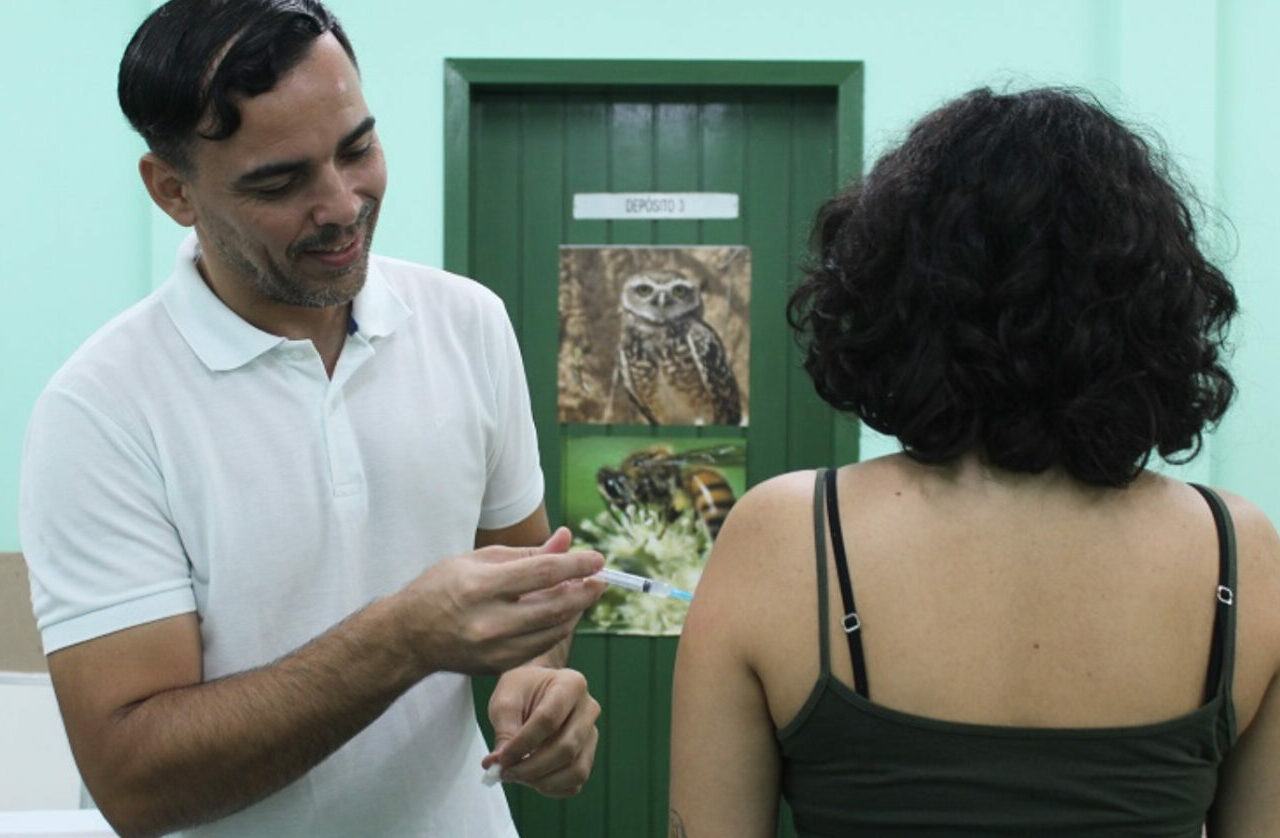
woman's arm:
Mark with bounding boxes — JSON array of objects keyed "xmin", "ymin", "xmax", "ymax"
[
  {"xmin": 1208, "ymin": 671, "xmax": 1280, "ymax": 835},
  {"xmin": 670, "ymin": 475, "xmax": 814, "ymax": 837},
  {"xmin": 1206, "ymin": 493, "xmax": 1280, "ymax": 836}
]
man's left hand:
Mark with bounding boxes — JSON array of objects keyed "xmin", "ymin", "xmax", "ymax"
[{"xmin": 483, "ymin": 665, "xmax": 601, "ymax": 797}]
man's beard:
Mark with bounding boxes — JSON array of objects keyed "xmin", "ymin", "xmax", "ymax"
[{"xmin": 219, "ymin": 199, "xmax": 378, "ymax": 309}]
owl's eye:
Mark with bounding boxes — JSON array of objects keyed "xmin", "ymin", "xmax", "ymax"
[
  {"xmin": 634, "ymin": 283, "xmax": 654, "ymax": 298},
  {"xmin": 673, "ymin": 285, "xmax": 693, "ymax": 300}
]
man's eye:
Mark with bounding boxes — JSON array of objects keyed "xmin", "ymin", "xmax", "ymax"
[
  {"xmin": 254, "ymin": 180, "xmax": 296, "ymax": 198},
  {"xmin": 342, "ymin": 143, "xmax": 373, "ymax": 161}
]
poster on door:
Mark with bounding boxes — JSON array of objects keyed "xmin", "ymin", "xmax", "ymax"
[
  {"xmin": 565, "ymin": 434, "xmax": 747, "ymax": 635},
  {"xmin": 557, "ymin": 246, "xmax": 751, "ymax": 427}
]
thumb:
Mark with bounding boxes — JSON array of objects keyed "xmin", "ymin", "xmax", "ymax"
[
  {"xmin": 484, "ymin": 675, "xmax": 534, "ymax": 767},
  {"xmin": 483, "ymin": 729, "xmax": 515, "ymax": 769},
  {"xmin": 525, "ymin": 526, "xmax": 572, "ymax": 557}
]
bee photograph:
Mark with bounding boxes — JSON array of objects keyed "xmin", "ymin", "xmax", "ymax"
[
  {"xmin": 557, "ymin": 246, "xmax": 751, "ymax": 427},
  {"xmin": 563, "ymin": 435, "xmax": 747, "ymax": 634}
]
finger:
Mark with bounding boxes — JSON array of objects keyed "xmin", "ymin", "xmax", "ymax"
[
  {"xmin": 489, "ymin": 673, "xmax": 579, "ymax": 764},
  {"xmin": 488, "ymin": 551, "xmax": 605, "ymax": 599},
  {"xmin": 479, "ymin": 617, "xmax": 581, "ymax": 675},
  {"xmin": 486, "ymin": 667, "xmax": 562, "ymax": 767},
  {"xmin": 517, "ymin": 576, "xmax": 607, "ymax": 607},
  {"xmin": 474, "ymin": 526, "xmax": 573, "ymax": 563},
  {"xmin": 540, "ymin": 526, "xmax": 573, "ymax": 555},
  {"xmin": 486, "ymin": 675, "xmax": 547, "ymax": 762},
  {"xmin": 492, "ymin": 672, "xmax": 596, "ymax": 772},
  {"xmin": 467, "ymin": 583, "xmax": 600, "ymax": 673},
  {"xmin": 510, "ymin": 725, "xmax": 599, "ymax": 798},
  {"xmin": 501, "ymin": 698, "xmax": 596, "ymax": 781},
  {"xmin": 504, "ymin": 580, "xmax": 605, "ymax": 638}
]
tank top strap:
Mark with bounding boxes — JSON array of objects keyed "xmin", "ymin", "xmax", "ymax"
[
  {"xmin": 1190, "ymin": 483, "xmax": 1239, "ymax": 744},
  {"xmin": 824, "ymin": 468, "xmax": 870, "ymax": 697},
  {"xmin": 812, "ymin": 469, "xmax": 832, "ymax": 677}
]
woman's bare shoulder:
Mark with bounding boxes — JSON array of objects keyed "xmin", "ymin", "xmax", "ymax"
[
  {"xmin": 697, "ymin": 460, "xmax": 907, "ymax": 612},
  {"xmin": 686, "ymin": 470, "xmax": 825, "ymax": 693},
  {"xmin": 1210, "ymin": 487, "xmax": 1280, "ymax": 550},
  {"xmin": 734, "ymin": 469, "xmax": 820, "ymax": 513},
  {"xmin": 704, "ymin": 471, "xmax": 815, "ymax": 564},
  {"xmin": 745, "ymin": 468, "xmax": 822, "ymax": 499},
  {"xmin": 1213, "ymin": 486, "xmax": 1280, "ymax": 609},
  {"xmin": 1185, "ymin": 484, "xmax": 1280, "ymax": 599},
  {"xmin": 694, "ymin": 471, "xmax": 819, "ymax": 606},
  {"xmin": 713, "ymin": 459, "xmax": 903, "ymax": 558}
]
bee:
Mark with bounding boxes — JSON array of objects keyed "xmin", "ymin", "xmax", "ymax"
[{"xmin": 595, "ymin": 444, "xmax": 742, "ymax": 539}]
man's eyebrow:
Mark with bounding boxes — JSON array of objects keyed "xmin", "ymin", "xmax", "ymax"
[
  {"xmin": 233, "ymin": 117, "xmax": 378, "ymax": 187},
  {"xmin": 338, "ymin": 116, "xmax": 377, "ymax": 148}
]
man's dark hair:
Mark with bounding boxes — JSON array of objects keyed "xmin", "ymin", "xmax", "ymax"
[
  {"xmin": 118, "ymin": 0, "xmax": 356, "ymax": 172},
  {"xmin": 788, "ymin": 86, "xmax": 1238, "ymax": 487}
]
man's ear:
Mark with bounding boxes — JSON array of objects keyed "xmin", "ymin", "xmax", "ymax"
[{"xmin": 139, "ymin": 153, "xmax": 197, "ymax": 227}]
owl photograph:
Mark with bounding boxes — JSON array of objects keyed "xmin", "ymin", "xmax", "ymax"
[{"xmin": 558, "ymin": 246, "xmax": 751, "ymax": 426}]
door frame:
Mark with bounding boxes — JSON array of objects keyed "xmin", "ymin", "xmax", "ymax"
[{"xmin": 441, "ymin": 58, "xmax": 863, "ymax": 276}]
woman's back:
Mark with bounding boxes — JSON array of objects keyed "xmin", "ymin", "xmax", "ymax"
[
  {"xmin": 755, "ymin": 457, "xmax": 1273, "ymax": 732},
  {"xmin": 670, "ymin": 456, "xmax": 1280, "ymax": 836},
  {"xmin": 791, "ymin": 458, "xmax": 1270, "ymax": 835}
]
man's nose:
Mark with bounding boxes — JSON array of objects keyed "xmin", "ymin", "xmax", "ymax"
[{"xmin": 311, "ymin": 164, "xmax": 363, "ymax": 229}]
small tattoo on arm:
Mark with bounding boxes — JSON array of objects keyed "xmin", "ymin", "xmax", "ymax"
[{"xmin": 668, "ymin": 808, "xmax": 688, "ymax": 838}]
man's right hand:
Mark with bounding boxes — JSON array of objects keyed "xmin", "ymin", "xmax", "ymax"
[{"xmin": 393, "ymin": 527, "xmax": 606, "ymax": 675}]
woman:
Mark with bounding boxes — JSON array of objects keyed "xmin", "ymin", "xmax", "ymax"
[{"xmin": 669, "ymin": 87, "xmax": 1280, "ymax": 836}]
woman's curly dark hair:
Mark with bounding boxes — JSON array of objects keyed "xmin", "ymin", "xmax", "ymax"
[{"xmin": 788, "ymin": 86, "xmax": 1237, "ymax": 487}]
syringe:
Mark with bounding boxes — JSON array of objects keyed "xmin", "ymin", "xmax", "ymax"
[{"xmin": 593, "ymin": 567, "xmax": 693, "ymax": 601}]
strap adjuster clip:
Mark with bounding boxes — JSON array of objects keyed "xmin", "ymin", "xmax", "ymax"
[
  {"xmin": 842, "ymin": 612, "xmax": 861, "ymax": 633},
  {"xmin": 1216, "ymin": 585, "xmax": 1234, "ymax": 606}
]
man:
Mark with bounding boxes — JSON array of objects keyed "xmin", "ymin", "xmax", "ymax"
[{"xmin": 18, "ymin": 1, "xmax": 606, "ymax": 835}]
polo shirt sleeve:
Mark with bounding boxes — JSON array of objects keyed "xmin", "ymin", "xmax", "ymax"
[
  {"xmin": 476, "ymin": 297, "xmax": 544, "ymax": 531},
  {"xmin": 19, "ymin": 386, "xmax": 195, "ymax": 654}
]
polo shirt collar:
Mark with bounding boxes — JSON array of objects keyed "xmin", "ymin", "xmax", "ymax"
[
  {"xmin": 350, "ymin": 254, "xmax": 411, "ymax": 341},
  {"xmin": 160, "ymin": 232, "xmax": 411, "ymax": 372}
]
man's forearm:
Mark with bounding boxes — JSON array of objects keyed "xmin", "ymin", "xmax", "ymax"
[
  {"xmin": 94, "ymin": 597, "xmax": 422, "ymax": 838},
  {"xmin": 69, "ymin": 527, "xmax": 598, "ymax": 837}
]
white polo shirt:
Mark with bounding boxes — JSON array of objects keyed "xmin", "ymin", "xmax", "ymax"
[{"xmin": 20, "ymin": 234, "xmax": 539, "ymax": 836}]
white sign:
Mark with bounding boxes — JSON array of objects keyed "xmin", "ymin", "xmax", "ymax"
[{"xmin": 573, "ymin": 192, "xmax": 739, "ymax": 220}]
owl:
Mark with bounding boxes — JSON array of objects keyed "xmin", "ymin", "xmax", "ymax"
[{"xmin": 615, "ymin": 271, "xmax": 742, "ymax": 426}]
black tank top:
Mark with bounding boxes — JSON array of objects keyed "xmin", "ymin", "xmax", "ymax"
[{"xmin": 777, "ymin": 469, "xmax": 1238, "ymax": 837}]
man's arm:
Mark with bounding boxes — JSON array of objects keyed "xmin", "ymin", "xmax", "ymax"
[
  {"xmin": 476, "ymin": 505, "xmax": 604, "ymax": 797},
  {"xmin": 49, "ymin": 535, "xmax": 603, "ymax": 838}
]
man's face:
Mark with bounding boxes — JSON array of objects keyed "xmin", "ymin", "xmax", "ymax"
[{"xmin": 182, "ymin": 33, "xmax": 387, "ymax": 313}]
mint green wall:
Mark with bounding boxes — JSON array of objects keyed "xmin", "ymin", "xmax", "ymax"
[
  {"xmin": 4, "ymin": 0, "xmax": 1277, "ymax": 548},
  {"xmin": 4, "ymin": 1, "xmax": 154, "ymax": 550},
  {"xmin": 1215, "ymin": 0, "xmax": 1280, "ymax": 510}
]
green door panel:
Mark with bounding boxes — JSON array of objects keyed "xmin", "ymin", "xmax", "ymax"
[{"xmin": 450, "ymin": 64, "xmax": 861, "ymax": 838}]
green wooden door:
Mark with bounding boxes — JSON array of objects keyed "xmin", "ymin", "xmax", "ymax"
[{"xmin": 446, "ymin": 62, "xmax": 861, "ymax": 838}]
